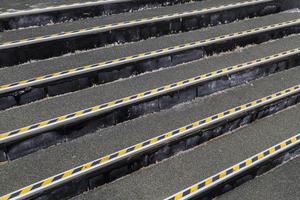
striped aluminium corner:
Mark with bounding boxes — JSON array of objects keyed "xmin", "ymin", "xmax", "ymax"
[
  {"xmin": 0, "ymin": 47, "xmax": 299, "ymax": 145},
  {"xmin": 1, "ymin": 84, "xmax": 300, "ymax": 200},
  {"xmin": 1, "ymin": 18, "xmax": 299, "ymax": 95},
  {"xmin": 164, "ymin": 134, "xmax": 300, "ymax": 200},
  {"xmin": 0, "ymin": 0, "xmax": 273, "ymax": 49},
  {"xmin": 0, "ymin": 0, "xmax": 133, "ymax": 19}
]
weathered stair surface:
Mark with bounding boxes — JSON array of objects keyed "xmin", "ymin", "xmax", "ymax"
[
  {"xmin": 1, "ymin": 12, "xmax": 300, "ymax": 112},
  {"xmin": 73, "ymin": 105, "xmax": 300, "ymax": 200},
  {"xmin": 1, "ymin": 64, "xmax": 300, "ymax": 199},
  {"xmin": 217, "ymin": 155, "xmax": 300, "ymax": 200},
  {"xmin": 0, "ymin": 34, "xmax": 300, "ymax": 161},
  {"xmin": 1, "ymin": 0, "xmax": 300, "ymax": 199},
  {"xmin": 0, "ymin": 0, "xmax": 195, "ymax": 31}
]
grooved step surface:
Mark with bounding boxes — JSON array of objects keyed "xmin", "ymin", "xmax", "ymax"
[
  {"xmin": 0, "ymin": 35, "xmax": 299, "ymax": 133},
  {"xmin": 218, "ymin": 155, "xmax": 300, "ymax": 200},
  {"xmin": 0, "ymin": 12, "xmax": 298, "ymax": 85},
  {"xmin": 0, "ymin": 65, "xmax": 299, "ymax": 196}
]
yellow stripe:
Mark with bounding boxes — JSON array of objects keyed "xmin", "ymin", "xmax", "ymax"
[
  {"xmin": 174, "ymin": 193, "xmax": 183, "ymax": 200},
  {"xmin": 118, "ymin": 149, "xmax": 127, "ymax": 156},
  {"xmin": 19, "ymin": 186, "xmax": 33, "ymax": 195},
  {"xmin": 205, "ymin": 178, "xmax": 213, "ymax": 186},
  {"xmin": 42, "ymin": 177, "xmax": 54, "ymax": 187}
]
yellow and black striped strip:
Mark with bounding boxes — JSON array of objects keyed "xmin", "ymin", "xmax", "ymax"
[
  {"xmin": 0, "ymin": 0, "xmax": 272, "ymax": 49},
  {"xmin": 0, "ymin": 47, "xmax": 299, "ymax": 145},
  {"xmin": 164, "ymin": 134, "xmax": 300, "ymax": 200},
  {"xmin": 1, "ymin": 84, "xmax": 300, "ymax": 200},
  {"xmin": 0, "ymin": 17, "xmax": 299, "ymax": 95}
]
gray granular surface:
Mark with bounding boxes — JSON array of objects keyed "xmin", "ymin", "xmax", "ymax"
[
  {"xmin": 0, "ymin": 0, "xmax": 258, "ymax": 42},
  {"xmin": 218, "ymin": 156, "xmax": 300, "ymax": 200},
  {"xmin": 0, "ymin": 66, "xmax": 299, "ymax": 196},
  {"xmin": 0, "ymin": 35, "xmax": 299, "ymax": 133},
  {"xmin": 0, "ymin": 12, "xmax": 298, "ymax": 84},
  {"xmin": 0, "ymin": 0, "xmax": 194, "ymax": 14},
  {"xmin": 73, "ymin": 100, "xmax": 300, "ymax": 200}
]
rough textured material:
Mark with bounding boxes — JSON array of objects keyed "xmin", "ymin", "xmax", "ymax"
[
  {"xmin": 0, "ymin": 0, "xmax": 277, "ymax": 42},
  {"xmin": 0, "ymin": 12, "xmax": 299, "ymax": 85},
  {"xmin": 73, "ymin": 98, "xmax": 300, "ymax": 200},
  {"xmin": 0, "ymin": 35, "xmax": 299, "ymax": 133},
  {"xmin": 0, "ymin": 66, "xmax": 300, "ymax": 196},
  {"xmin": 218, "ymin": 156, "xmax": 300, "ymax": 200}
]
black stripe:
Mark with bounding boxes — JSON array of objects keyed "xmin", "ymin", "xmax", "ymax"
[
  {"xmin": 83, "ymin": 108, "xmax": 93, "ymax": 114},
  {"xmin": 100, "ymin": 104, "xmax": 108, "ymax": 108},
  {"xmin": 9, "ymin": 82, "xmax": 20, "ymax": 86},
  {"xmin": 199, "ymin": 120, "xmax": 206, "ymax": 125},
  {"xmin": 44, "ymin": 74, "xmax": 54, "ymax": 78},
  {"xmin": 239, "ymin": 162, "xmax": 246, "ymax": 169},
  {"xmin": 48, "ymin": 118, "xmax": 59, "ymax": 124},
  {"xmin": 66, "ymin": 113, "xmax": 76, "ymax": 119},
  {"xmin": 182, "ymin": 189, "xmax": 191, "ymax": 197},
  {"xmin": 90, "ymin": 64, "xmax": 99, "ymax": 68},
  {"xmin": 274, "ymin": 145, "xmax": 281, "ymax": 151},
  {"xmin": 126, "ymin": 146, "xmax": 135, "ymax": 153},
  {"xmin": 105, "ymin": 61, "xmax": 113, "ymax": 64},
  {"xmin": 157, "ymin": 87, "xmax": 165, "ymax": 92},
  {"xmin": 9, "ymin": 130, "xmax": 21, "ymax": 136},
  {"xmin": 172, "ymin": 129, "xmax": 180, "ymax": 135},
  {"xmin": 110, "ymin": 153, "xmax": 119, "ymax": 159},
  {"xmin": 212, "ymin": 175, "xmax": 220, "ymax": 182},
  {"xmin": 226, "ymin": 168, "xmax": 234, "ymax": 175},
  {"xmin": 246, "ymin": 103, "xmax": 252, "ymax": 107},
  {"xmin": 252, "ymin": 156, "xmax": 258, "ymax": 162},
  {"xmin": 60, "ymin": 71, "xmax": 69, "ymax": 75},
  {"xmin": 130, "ymin": 95, "xmax": 138, "ymax": 99},
  {"xmin": 158, "ymin": 135, "xmax": 166, "ymax": 141},
  {"xmin": 186, "ymin": 124, "xmax": 193, "ymax": 130},
  {"xmin": 72, "ymin": 166, "xmax": 83, "ymax": 174},
  {"xmin": 224, "ymin": 111, "xmax": 230, "ymax": 115},
  {"xmin": 198, "ymin": 182, "xmax": 205, "ymax": 188},
  {"xmin": 91, "ymin": 160, "xmax": 101, "ymax": 167},
  {"xmin": 27, "ymin": 78, "xmax": 37, "ymax": 82},
  {"xmin": 142, "ymin": 140, "xmax": 151, "ymax": 146},
  {"xmin": 31, "ymin": 182, "xmax": 43, "ymax": 190},
  {"xmin": 115, "ymin": 99, "xmax": 123, "ymax": 104},
  {"xmin": 235, "ymin": 107, "xmax": 241, "ymax": 111},
  {"xmin": 286, "ymin": 140, "xmax": 292, "ymax": 145},
  {"xmin": 29, "ymin": 124, "xmax": 39, "ymax": 130},
  {"xmin": 211, "ymin": 115, "xmax": 218, "ymax": 120},
  {"xmin": 9, "ymin": 190, "xmax": 22, "ymax": 199},
  {"xmin": 53, "ymin": 174, "xmax": 64, "ymax": 182},
  {"xmin": 263, "ymin": 150, "xmax": 270, "ymax": 156}
]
